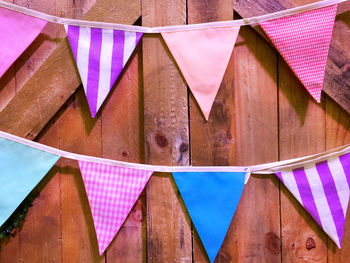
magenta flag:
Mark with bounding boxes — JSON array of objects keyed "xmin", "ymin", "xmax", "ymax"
[
  {"xmin": 260, "ymin": 5, "xmax": 337, "ymax": 102},
  {"xmin": 65, "ymin": 25, "xmax": 142, "ymax": 117},
  {"xmin": 162, "ymin": 27, "xmax": 240, "ymax": 120},
  {"xmin": 78, "ymin": 161, "xmax": 153, "ymax": 254},
  {"xmin": 0, "ymin": 8, "xmax": 47, "ymax": 78},
  {"xmin": 276, "ymin": 152, "xmax": 350, "ymax": 248}
]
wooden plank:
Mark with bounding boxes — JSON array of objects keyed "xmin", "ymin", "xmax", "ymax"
[
  {"xmin": 232, "ymin": 26, "xmax": 280, "ymax": 262},
  {"xmin": 0, "ymin": 0, "xmax": 141, "ymax": 139},
  {"xmin": 233, "ymin": 0, "xmax": 350, "ymax": 116},
  {"xmin": 101, "ymin": 44, "xmax": 146, "ymax": 262},
  {"xmin": 326, "ymin": 99, "xmax": 350, "ymax": 262},
  {"xmin": 141, "ymin": 0, "xmax": 192, "ymax": 262},
  {"xmin": 326, "ymin": 1, "xmax": 350, "ymax": 261},
  {"xmin": 16, "ymin": 124, "xmax": 62, "ymax": 262},
  {"xmin": 186, "ymin": 1, "xmax": 236, "ymax": 262},
  {"xmin": 278, "ymin": 33, "xmax": 328, "ymax": 263},
  {"xmin": 0, "ymin": 0, "xmax": 65, "ymax": 261},
  {"xmin": 0, "ymin": 2, "xmax": 19, "ymax": 254},
  {"xmin": 59, "ymin": 89, "xmax": 104, "ymax": 262},
  {"xmin": 13, "ymin": 2, "xmax": 63, "ymax": 262}
]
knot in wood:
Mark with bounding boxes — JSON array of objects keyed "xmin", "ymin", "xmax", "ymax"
[
  {"xmin": 155, "ymin": 133, "xmax": 168, "ymax": 148},
  {"xmin": 306, "ymin": 237, "xmax": 316, "ymax": 250},
  {"xmin": 179, "ymin": 143, "xmax": 188, "ymax": 153},
  {"xmin": 264, "ymin": 232, "xmax": 280, "ymax": 255}
]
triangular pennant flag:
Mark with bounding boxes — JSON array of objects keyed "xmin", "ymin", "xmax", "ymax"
[
  {"xmin": 65, "ymin": 25, "xmax": 143, "ymax": 117},
  {"xmin": 276, "ymin": 152, "xmax": 350, "ymax": 248},
  {"xmin": 0, "ymin": 7, "xmax": 47, "ymax": 78},
  {"xmin": 162, "ymin": 27, "xmax": 240, "ymax": 120},
  {"xmin": 172, "ymin": 172, "xmax": 245, "ymax": 262},
  {"xmin": 78, "ymin": 161, "xmax": 153, "ymax": 254},
  {"xmin": 260, "ymin": 5, "xmax": 338, "ymax": 102},
  {"xmin": 0, "ymin": 137, "xmax": 59, "ymax": 227}
]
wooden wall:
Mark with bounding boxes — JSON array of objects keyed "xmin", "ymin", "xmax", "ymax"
[{"xmin": 0, "ymin": 0, "xmax": 350, "ymax": 262}]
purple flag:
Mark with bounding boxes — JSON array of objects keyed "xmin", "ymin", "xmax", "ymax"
[
  {"xmin": 276, "ymin": 152, "xmax": 350, "ymax": 248},
  {"xmin": 65, "ymin": 25, "xmax": 142, "ymax": 117}
]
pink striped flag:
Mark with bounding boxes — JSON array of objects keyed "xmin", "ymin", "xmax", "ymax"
[
  {"xmin": 260, "ymin": 5, "xmax": 338, "ymax": 102},
  {"xmin": 162, "ymin": 27, "xmax": 240, "ymax": 120},
  {"xmin": 0, "ymin": 8, "xmax": 47, "ymax": 78},
  {"xmin": 78, "ymin": 161, "xmax": 153, "ymax": 254},
  {"xmin": 276, "ymin": 152, "xmax": 350, "ymax": 248},
  {"xmin": 65, "ymin": 25, "xmax": 142, "ymax": 117}
]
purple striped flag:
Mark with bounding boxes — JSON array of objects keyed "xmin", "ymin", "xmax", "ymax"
[
  {"xmin": 65, "ymin": 25, "xmax": 142, "ymax": 117},
  {"xmin": 276, "ymin": 152, "xmax": 350, "ymax": 248}
]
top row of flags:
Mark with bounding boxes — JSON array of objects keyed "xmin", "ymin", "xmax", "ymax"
[{"xmin": 0, "ymin": 4, "xmax": 339, "ymax": 120}]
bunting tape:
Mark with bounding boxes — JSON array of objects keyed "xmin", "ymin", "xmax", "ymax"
[
  {"xmin": 1, "ymin": 130, "xmax": 350, "ymax": 176},
  {"xmin": 0, "ymin": 0, "xmax": 345, "ymax": 32}
]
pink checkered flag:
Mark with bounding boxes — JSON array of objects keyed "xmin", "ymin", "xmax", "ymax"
[
  {"xmin": 275, "ymin": 152, "xmax": 350, "ymax": 248},
  {"xmin": 260, "ymin": 4, "xmax": 338, "ymax": 102},
  {"xmin": 78, "ymin": 161, "xmax": 153, "ymax": 254}
]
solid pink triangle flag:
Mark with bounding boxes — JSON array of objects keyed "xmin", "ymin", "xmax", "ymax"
[
  {"xmin": 162, "ymin": 27, "xmax": 240, "ymax": 120},
  {"xmin": 78, "ymin": 161, "xmax": 153, "ymax": 254},
  {"xmin": 0, "ymin": 7, "xmax": 47, "ymax": 78},
  {"xmin": 260, "ymin": 4, "xmax": 338, "ymax": 102}
]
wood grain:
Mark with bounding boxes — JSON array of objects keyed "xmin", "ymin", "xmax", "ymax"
[
  {"xmin": 102, "ymin": 44, "xmax": 146, "ymax": 262},
  {"xmin": 142, "ymin": 0, "xmax": 192, "ymax": 262},
  {"xmin": 326, "ymin": 1, "xmax": 350, "ymax": 262},
  {"xmin": 59, "ymin": 89, "xmax": 104, "ymax": 262},
  {"xmin": 278, "ymin": 38, "xmax": 328, "ymax": 263},
  {"xmin": 233, "ymin": 0, "xmax": 350, "ymax": 116},
  {"xmin": 0, "ymin": 0, "xmax": 141, "ymax": 139},
  {"xmin": 13, "ymin": 1, "xmax": 62, "ymax": 261},
  {"xmin": 186, "ymin": 0, "xmax": 236, "ymax": 262},
  {"xmin": 232, "ymin": 25, "xmax": 280, "ymax": 263}
]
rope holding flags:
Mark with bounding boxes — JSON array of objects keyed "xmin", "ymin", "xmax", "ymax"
[
  {"xmin": 0, "ymin": 0, "xmax": 349, "ymax": 259},
  {"xmin": 0, "ymin": 0, "xmax": 345, "ymax": 120},
  {"xmin": 1, "ymin": 131, "xmax": 350, "ymax": 259}
]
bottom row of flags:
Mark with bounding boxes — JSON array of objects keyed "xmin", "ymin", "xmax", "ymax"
[{"xmin": 1, "ymin": 136, "xmax": 350, "ymax": 262}]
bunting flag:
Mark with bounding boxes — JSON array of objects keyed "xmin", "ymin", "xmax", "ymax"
[
  {"xmin": 260, "ymin": 5, "xmax": 337, "ymax": 102},
  {"xmin": 78, "ymin": 161, "xmax": 153, "ymax": 254},
  {"xmin": 276, "ymin": 152, "xmax": 350, "ymax": 248},
  {"xmin": 65, "ymin": 25, "xmax": 143, "ymax": 117},
  {"xmin": 0, "ymin": 137, "xmax": 59, "ymax": 227},
  {"xmin": 162, "ymin": 27, "xmax": 240, "ymax": 120},
  {"xmin": 0, "ymin": 7, "xmax": 47, "ymax": 78},
  {"xmin": 172, "ymin": 172, "xmax": 245, "ymax": 262}
]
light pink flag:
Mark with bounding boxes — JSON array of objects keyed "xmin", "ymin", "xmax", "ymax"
[
  {"xmin": 0, "ymin": 8, "xmax": 47, "ymax": 78},
  {"xmin": 78, "ymin": 161, "xmax": 153, "ymax": 254},
  {"xmin": 260, "ymin": 5, "xmax": 338, "ymax": 102},
  {"xmin": 162, "ymin": 27, "xmax": 240, "ymax": 120}
]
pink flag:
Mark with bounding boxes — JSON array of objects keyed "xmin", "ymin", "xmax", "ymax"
[
  {"xmin": 276, "ymin": 152, "xmax": 350, "ymax": 248},
  {"xmin": 78, "ymin": 161, "xmax": 153, "ymax": 254},
  {"xmin": 260, "ymin": 5, "xmax": 338, "ymax": 102},
  {"xmin": 0, "ymin": 8, "xmax": 47, "ymax": 78},
  {"xmin": 162, "ymin": 27, "xmax": 240, "ymax": 120}
]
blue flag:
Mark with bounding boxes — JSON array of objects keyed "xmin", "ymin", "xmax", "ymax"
[
  {"xmin": 172, "ymin": 172, "xmax": 245, "ymax": 262},
  {"xmin": 0, "ymin": 138, "xmax": 59, "ymax": 227}
]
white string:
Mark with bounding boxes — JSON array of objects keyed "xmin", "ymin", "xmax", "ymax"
[
  {"xmin": 1, "ymin": 130, "xmax": 349, "ymax": 176},
  {"xmin": 0, "ymin": 0, "xmax": 345, "ymax": 32}
]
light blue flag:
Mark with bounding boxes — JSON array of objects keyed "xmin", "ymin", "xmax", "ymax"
[
  {"xmin": 172, "ymin": 172, "xmax": 245, "ymax": 262},
  {"xmin": 0, "ymin": 137, "xmax": 60, "ymax": 227}
]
